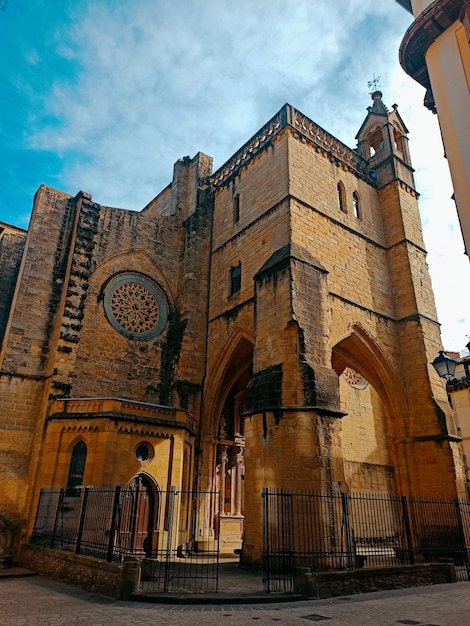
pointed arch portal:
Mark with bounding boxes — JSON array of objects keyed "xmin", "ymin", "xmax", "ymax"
[
  {"xmin": 331, "ymin": 324, "xmax": 411, "ymax": 494},
  {"xmin": 332, "ymin": 325, "xmax": 408, "ymax": 437},
  {"xmin": 203, "ymin": 328, "xmax": 254, "ymax": 554}
]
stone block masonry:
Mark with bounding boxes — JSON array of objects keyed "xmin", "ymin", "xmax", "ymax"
[{"xmin": 0, "ymin": 97, "xmax": 465, "ymax": 575}]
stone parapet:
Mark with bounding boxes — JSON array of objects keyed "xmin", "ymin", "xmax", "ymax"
[{"xmin": 48, "ymin": 397, "xmax": 195, "ymax": 432}]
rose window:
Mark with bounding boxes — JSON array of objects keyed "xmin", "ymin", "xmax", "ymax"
[
  {"xmin": 342, "ymin": 367, "xmax": 369, "ymax": 390},
  {"xmin": 104, "ymin": 273, "xmax": 168, "ymax": 341}
]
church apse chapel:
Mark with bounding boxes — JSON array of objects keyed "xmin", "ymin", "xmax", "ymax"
[{"xmin": 0, "ymin": 92, "xmax": 466, "ymax": 565}]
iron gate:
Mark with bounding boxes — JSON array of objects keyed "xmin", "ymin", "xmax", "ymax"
[{"xmin": 139, "ymin": 488, "xmax": 220, "ymax": 593}]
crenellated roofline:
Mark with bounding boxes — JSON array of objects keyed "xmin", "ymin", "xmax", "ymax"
[{"xmin": 210, "ymin": 103, "xmax": 375, "ymax": 189}]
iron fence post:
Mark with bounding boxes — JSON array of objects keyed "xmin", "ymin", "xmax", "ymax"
[
  {"xmin": 214, "ymin": 490, "xmax": 220, "ymax": 592},
  {"xmin": 75, "ymin": 487, "xmax": 89, "ymax": 555},
  {"xmin": 129, "ymin": 477, "xmax": 141, "ymax": 556},
  {"xmin": 262, "ymin": 487, "xmax": 270, "ymax": 593},
  {"xmin": 341, "ymin": 492, "xmax": 354, "ymax": 570},
  {"xmin": 107, "ymin": 485, "xmax": 121, "ymax": 562},
  {"xmin": 30, "ymin": 488, "xmax": 44, "ymax": 543},
  {"xmin": 50, "ymin": 488, "xmax": 64, "ymax": 549},
  {"xmin": 287, "ymin": 490, "xmax": 294, "ymax": 589},
  {"xmin": 401, "ymin": 495, "xmax": 414, "ymax": 565},
  {"xmin": 164, "ymin": 486, "xmax": 176, "ymax": 593}
]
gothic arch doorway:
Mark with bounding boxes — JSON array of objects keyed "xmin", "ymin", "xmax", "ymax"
[
  {"xmin": 117, "ymin": 474, "xmax": 159, "ymax": 557},
  {"xmin": 210, "ymin": 335, "xmax": 253, "ymax": 554}
]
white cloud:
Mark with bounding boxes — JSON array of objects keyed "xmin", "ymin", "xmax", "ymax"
[
  {"xmin": 28, "ymin": 1, "xmax": 411, "ymax": 204},
  {"xmin": 24, "ymin": 0, "xmax": 469, "ymax": 349}
]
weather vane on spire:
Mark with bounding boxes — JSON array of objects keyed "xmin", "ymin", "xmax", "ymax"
[{"xmin": 367, "ymin": 74, "xmax": 381, "ymax": 92}]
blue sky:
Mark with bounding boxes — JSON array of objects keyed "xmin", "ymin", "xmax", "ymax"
[{"xmin": 1, "ymin": 0, "xmax": 469, "ymax": 350}]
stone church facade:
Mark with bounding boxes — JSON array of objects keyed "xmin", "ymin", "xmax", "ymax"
[{"xmin": 0, "ymin": 92, "xmax": 465, "ymax": 563}]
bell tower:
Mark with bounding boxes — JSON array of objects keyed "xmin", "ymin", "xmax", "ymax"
[
  {"xmin": 354, "ymin": 90, "xmax": 465, "ymax": 500},
  {"xmin": 356, "ymin": 90, "xmax": 414, "ymax": 189}
]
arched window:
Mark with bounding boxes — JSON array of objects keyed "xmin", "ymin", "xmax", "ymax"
[
  {"xmin": 393, "ymin": 126, "xmax": 404, "ymax": 157},
  {"xmin": 337, "ymin": 182, "xmax": 346, "ymax": 212},
  {"xmin": 66, "ymin": 441, "xmax": 87, "ymax": 495},
  {"xmin": 367, "ymin": 127, "xmax": 384, "ymax": 158},
  {"xmin": 352, "ymin": 192, "xmax": 360, "ymax": 218}
]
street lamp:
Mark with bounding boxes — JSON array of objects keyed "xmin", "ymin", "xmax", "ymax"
[{"xmin": 431, "ymin": 351, "xmax": 457, "ymax": 381}]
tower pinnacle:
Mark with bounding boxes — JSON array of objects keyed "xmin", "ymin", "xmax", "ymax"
[{"xmin": 356, "ymin": 90, "xmax": 414, "ymax": 189}]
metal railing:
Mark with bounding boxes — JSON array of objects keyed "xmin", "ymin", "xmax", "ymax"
[
  {"xmin": 262, "ymin": 488, "xmax": 470, "ymax": 593},
  {"xmin": 30, "ymin": 483, "xmax": 220, "ymax": 593},
  {"xmin": 32, "ymin": 484, "xmax": 470, "ymax": 595}
]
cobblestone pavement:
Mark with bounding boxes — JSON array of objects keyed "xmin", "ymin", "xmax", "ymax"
[{"xmin": 1, "ymin": 577, "xmax": 470, "ymax": 625}]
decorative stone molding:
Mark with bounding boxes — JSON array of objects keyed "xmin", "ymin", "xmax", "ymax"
[
  {"xmin": 47, "ymin": 397, "xmax": 196, "ymax": 434},
  {"xmin": 342, "ymin": 367, "xmax": 369, "ymax": 390},
  {"xmin": 211, "ymin": 104, "xmax": 373, "ymax": 189},
  {"xmin": 460, "ymin": 1, "xmax": 470, "ymax": 41},
  {"xmin": 399, "ymin": 0, "xmax": 464, "ymax": 94}
]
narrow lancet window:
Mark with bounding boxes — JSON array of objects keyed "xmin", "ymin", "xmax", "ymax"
[
  {"xmin": 352, "ymin": 192, "xmax": 360, "ymax": 218},
  {"xmin": 233, "ymin": 194, "xmax": 240, "ymax": 223},
  {"xmin": 337, "ymin": 182, "xmax": 346, "ymax": 212},
  {"xmin": 66, "ymin": 441, "xmax": 87, "ymax": 495}
]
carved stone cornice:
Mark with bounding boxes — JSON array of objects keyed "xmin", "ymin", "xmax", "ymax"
[
  {"xmin": 210, "ymin": 104, "xmax": 374, "ymax": 189},
  {"xmin": 47, "ymin": 396, "xmax": 196, "ymax": 435},
  {"xmin": 399, "ymin": 0, "xmax": 465, "ymax": 93}
]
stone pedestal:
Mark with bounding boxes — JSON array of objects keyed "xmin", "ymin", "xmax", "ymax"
[{"xmin": 215, "ymin": 515, "xmax": 244, "ymax": 555}]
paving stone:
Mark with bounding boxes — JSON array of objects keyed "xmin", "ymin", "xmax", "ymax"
[{"xmin": 1, "ymin": 577, "xmax": 470, "ymax": 625}]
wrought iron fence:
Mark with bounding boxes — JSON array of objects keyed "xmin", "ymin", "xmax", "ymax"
[
  {"xmin": 31, "ymin": 483, "xmax": 470, "ymax": 595},
  {"xmin": 30, "ymin": 483, "xmax": 220, "ymax": 593},
  {"xmin": 262, "ymin": 488, "xmax": 470, "ymax": 593}
]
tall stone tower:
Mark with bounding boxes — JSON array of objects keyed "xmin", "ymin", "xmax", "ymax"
[{"xmin": 199, "ymin": 94, "xmax": 465, "ymax": 561}]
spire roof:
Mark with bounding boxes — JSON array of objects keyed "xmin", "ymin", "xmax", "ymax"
[
  {"xmin": 368, "ymin": 90, "xmax": 389, "ymax": 116},
  {"xmin": 355, "ymin": 90, "xmax": 408, "ymax": 140}
]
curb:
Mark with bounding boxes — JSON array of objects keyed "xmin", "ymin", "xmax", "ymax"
[{"xmin": 131, "ymin": 591, "xmax": 303, "ymax": 604}]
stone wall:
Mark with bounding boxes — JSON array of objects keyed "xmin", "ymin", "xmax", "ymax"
[
  {"xmin": 20, "ymin": 544, "xmax": 140, "ymax": 600},
  {"xmin": 0, "ymin": 188, "xmax": 76, "ymax": 533},
  {"xmin": 0, "ymin": 223, "xmax": 26, "ymax": 346},
  {"xmin": 295, "ymin": 562, "xmax": 457, "ymax": 599},
  {"xmin": 0, "ymin": 99, "xmax": 465, "ymax": 567},
  {"xmin": 0, "ymin": 155, "xmax": 213, "ymax": 544}
]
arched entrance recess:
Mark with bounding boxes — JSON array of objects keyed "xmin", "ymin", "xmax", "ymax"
[
  {"xmin": 117, "ymin": 474, "xmax": 159, "ymax": 557},
  {"xmin": 331, "ymin": 324, "xmax": 411, "ymax": 494},
  {"xmin": 203, "ymin": 327, "xmax": 254, "ymax": 554}
]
